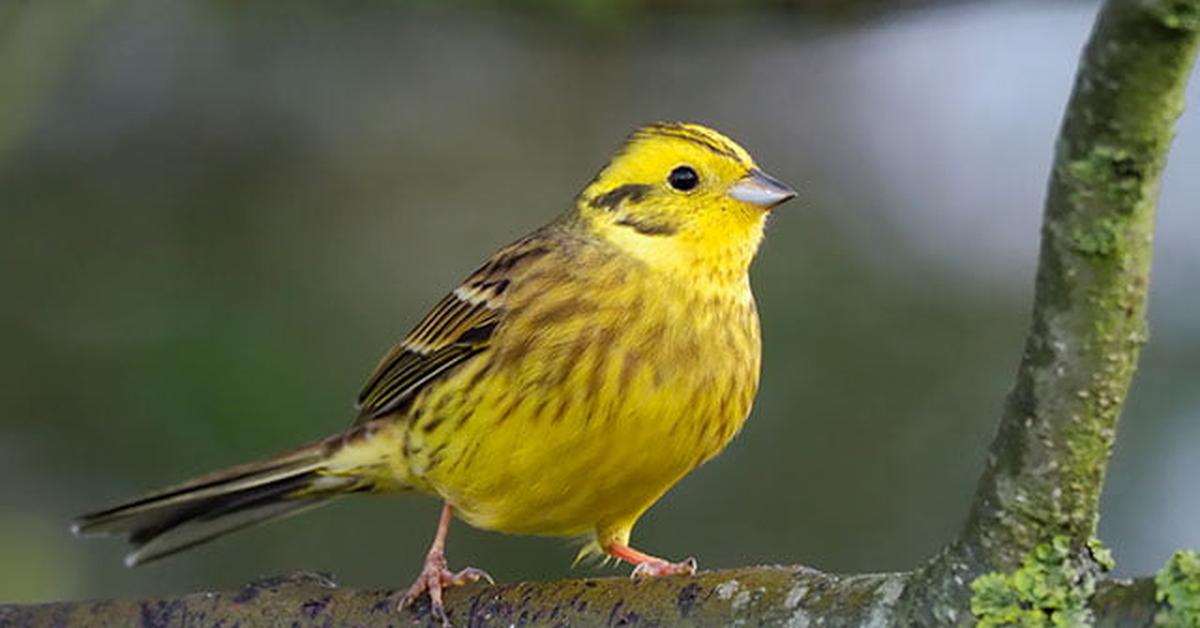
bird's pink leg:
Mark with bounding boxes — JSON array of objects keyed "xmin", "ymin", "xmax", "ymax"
[{"xmin": 399, "ymin": 503, "xmax": 494, "ymax": 626}]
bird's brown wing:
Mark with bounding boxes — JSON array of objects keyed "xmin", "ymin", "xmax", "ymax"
[{"xmin": 353, "ymin": 235, "xmax": 551, "ymax": 422}]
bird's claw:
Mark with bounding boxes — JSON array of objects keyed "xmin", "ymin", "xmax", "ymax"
[
  {"xmin": 630, "ymin": 556, "xmax": 698, "ymax": 578},
  {"xmin": 399, "ymin": 552, "xmax": 494, "ymax": 626}
]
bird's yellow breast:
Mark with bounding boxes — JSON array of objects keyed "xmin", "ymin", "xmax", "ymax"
[{"xmin": 399, "ymin": 232, "xmax": 761, "ymax": 545}]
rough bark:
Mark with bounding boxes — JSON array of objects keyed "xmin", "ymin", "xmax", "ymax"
[
  {"xmin": 0, "ymin": 569, "xmax": 1166, "ymax": 627},
  {"xmin": 961, "ymin": 0, "xmax": 1198, "ymax": 566},
  {"xmin": 2, "ymin": 0, "xmax": 1197, "ymax": 625},
  {"xmin": 897, "ymin": 0, "xmax": 1200, "ymax": 623}
]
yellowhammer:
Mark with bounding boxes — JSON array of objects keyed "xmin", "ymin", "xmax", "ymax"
[{"xmin": 73, "ymin": 121, "xmax": 796, "ymax": 624}]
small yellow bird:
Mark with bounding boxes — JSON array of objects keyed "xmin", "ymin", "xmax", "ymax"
[{"xmin": 73, "ymin": 122, "xmax": 796, "ymax": 623}]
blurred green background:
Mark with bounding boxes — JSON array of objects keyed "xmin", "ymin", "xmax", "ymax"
[{"xmin": 2, "ymin": 0, "xmax": 1198, "ymax": 605}]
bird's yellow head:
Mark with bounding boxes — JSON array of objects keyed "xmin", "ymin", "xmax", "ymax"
[{"xmin": 575, "ymin": 122, "xmax": 795, "ymax": 281}]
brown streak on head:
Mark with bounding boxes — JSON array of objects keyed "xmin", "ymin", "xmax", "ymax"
[
  {"xmin": 589, "ymin": 183, "xmax": 652, "ymax": 212},
  {"xmin": 638, "ymin": 122, "xmax": 744, "ymax": 163},
  {"xmin": 615, "ymin": 217, "xmax": 678, "ymax": 236}
]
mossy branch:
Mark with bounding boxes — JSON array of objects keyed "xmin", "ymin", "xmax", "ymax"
[
  {"xmin": 895, "ymin": 0, "xmax": 1200, "ymax": 622},
  {"xmin": 0, "ymin": 569, "xmax": 1172, "ymax": 628},
  {"xmin": 2, "ymin": 0, "xmax": 1197, "ymax": 625},
  {"xmin": 955, "ymin": 0, "xmax": 1199, "ymax": 568}
]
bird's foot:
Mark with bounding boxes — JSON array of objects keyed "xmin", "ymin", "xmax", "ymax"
[
  {"xmin": 630, "ymin": 556, "xmax": 699, "ymax": 578},
  {"xmin": 398, "ymin": 550, "xmax": 494, "ymax": 626},
  {"xmin": 604, "ymin": 540, "xmax": 700, "ymax": 581},
  {"xmin": 605, "ymin": 541, "xmax": 698, "ymax": 578}
]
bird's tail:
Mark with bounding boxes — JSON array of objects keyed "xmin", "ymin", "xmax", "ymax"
[{"xmin": 72, "ymin": 423, "xmax": 402, "ymax": 566}]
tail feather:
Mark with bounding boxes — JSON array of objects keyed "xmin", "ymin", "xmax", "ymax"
[
  {"xmin": 123, "ymin": 493, "xmax": 331, "ymax": 566},
  {"xmin": 72, "ymin": 437, "xmax": 369, "ymax": 566}
]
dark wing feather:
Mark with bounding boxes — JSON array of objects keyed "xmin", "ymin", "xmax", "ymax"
[
  {"xmin": 355, "ymin": 290, "xmax": 500, "ymax": 421},
  {"xmin": 354, "ymin": 235, "xmax": 550, "ymax": 422}
]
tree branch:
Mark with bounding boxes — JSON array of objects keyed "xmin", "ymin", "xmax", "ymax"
[
  {"xmin": 897, "ymin": 1, "xmax": 1200, "ymax": 622},
  {"xmin": 959, "ymin": 0, "xmax": 1199, "ymax": 569},
  {"xmin": 0, "ymin": 569, "xmax": 1166, "ymax": 627},
  {"xmin": 3, "ymin": 0, "xmax": 1197, "ymax": 625}
]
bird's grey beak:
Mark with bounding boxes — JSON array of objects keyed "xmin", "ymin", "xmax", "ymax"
[{"xmin": 728, "ymin": 169, "xmax": 797, "ymax": 208}]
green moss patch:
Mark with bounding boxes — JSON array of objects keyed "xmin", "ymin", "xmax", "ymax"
[
  {"xmin": 1156, "ymin": 550, "xmax": 1200, "ymax": 627},
  {"xmin": 1142, "ymin": 0, "xmax": 1200, "ymax": 32},
  {"xmin": 970, "ymin": 536, "xmax": 1110, "ymax": 627},
  {"xmin": 1070, "ymin": 217, "xmax": 1122, "ymax": 257},
  {"xmin": 1065, "ymin": 145, "xmax": 1144, "ymax": 210}
]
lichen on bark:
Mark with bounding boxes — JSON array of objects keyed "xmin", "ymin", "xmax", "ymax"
[
  {"xmin": 1155, "ymin": 551, "xmax": 1200, "ymax": 627},
  {"xmin": 969, "ymin": 536, "xmax": 1114, "ymax": 627},
  {"xmin": 959, "ymin": 0, "xmax": 1198, "ymax": 573}
]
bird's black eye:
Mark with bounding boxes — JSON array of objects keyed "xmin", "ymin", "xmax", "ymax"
[{"xmin": 667, "ymin": 166, "xmax": 699, "ymax": 191}]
